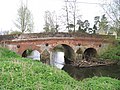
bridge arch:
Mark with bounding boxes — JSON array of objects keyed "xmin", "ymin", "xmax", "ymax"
[
  {"xmin": 53, "ymin": 44, "xmax": 75, "ymax": 61},
  {"xmin": 19, "ymin": 45, "xmax": 42, "ymax": 56},
  {"xmin": 22, "ymin": 49, "xmax": 41, "ymax": 61},
  {"xmin": 83, "ymin": 48, "xmax": 97, "ymax": 61},
  {"xmin": 51, "ymin": 44, "xmax": 75, "ymax": 69}
]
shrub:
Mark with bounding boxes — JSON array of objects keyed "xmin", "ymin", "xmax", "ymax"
[{"xmin": 100, "ymin": 45, "xmax": 120, "ymax": 60}]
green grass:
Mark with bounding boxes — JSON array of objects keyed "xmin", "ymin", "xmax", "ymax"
[
  {"xmin": 0, "ymin": 47, "xmax": 20, "ymax": 58},
  {"xmin": 0, "ymin": 47, "xmax": 120, "ymax": 90},
  {"xmin": 81, "ymin": 77, "xmax": 120, "ymax": 90},
  {"xmin": 0, "ymin": 58, "xmax": 79, "ymax": 90}
]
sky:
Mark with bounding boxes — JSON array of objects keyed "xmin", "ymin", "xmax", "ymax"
[{"xmin": 0, "ymin": 0, "xmax": 110, "ymax": 33}]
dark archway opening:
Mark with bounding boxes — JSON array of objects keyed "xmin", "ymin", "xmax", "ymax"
[
  {"xmin": 22, "ymin": 50, "xmax": 31, "ymax": 57},
  {"xmin": 83, "ymin": 48, "xmax": 97, "ymax": 61},
  {"xmin": 61, "ymin": 44, "xmax": 75, "ymax": 64}
]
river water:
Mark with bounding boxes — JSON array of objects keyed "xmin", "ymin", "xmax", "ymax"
[
  {"xmin": 62, "ymin": 64, "xmax": 120, "ymax": 80},
  {"xmin": 51, "ymin": 52, "xmax": 64, "ymax": 69}
]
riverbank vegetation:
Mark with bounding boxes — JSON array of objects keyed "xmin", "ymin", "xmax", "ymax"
[
  {"xmin": 0, "ymin": 47, "xmax": 120, "ymax": 90},
  {"xmin": 100, "ymin": 41, "xmax": 120, "ymax": 61}
]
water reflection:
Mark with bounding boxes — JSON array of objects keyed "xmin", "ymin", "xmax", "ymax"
[
  {"xmin": 52, "ymin": 52, "xmax": 64, "ymax": 69},
  {"xmin": 27, "ymin": 50, "xmax": 40, "ymax": 60},
  {"xmin": 62, "ymin": 64, "xmax": 120, "ymax": 80}
]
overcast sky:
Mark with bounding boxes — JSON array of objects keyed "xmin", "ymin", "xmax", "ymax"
[{"xmin": 0, "ymin": 0, "xmax": 110, "ymax": 33}]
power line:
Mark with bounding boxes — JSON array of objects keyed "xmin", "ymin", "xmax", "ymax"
[{"xmin": 65, "ymin": 1, "xmax": 106, "ymax": 5}]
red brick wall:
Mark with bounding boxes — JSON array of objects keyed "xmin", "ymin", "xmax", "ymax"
[{"xmin": 5, "ymin": 37, "xmax": 112, "ymax": 56}]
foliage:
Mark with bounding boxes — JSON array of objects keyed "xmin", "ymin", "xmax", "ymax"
[
  {"xmin": 77, "ymin": 19, "xmax": 92, "ymax": 33},
  {"xmin": 0, "ymin": 47, "xmax": 120, "ymax": 90},
  {"xmin": 93, "ymin": 14, "xmax": 118, "ymax": 36},
  {"xmin": 0, "ymin": 47, "xmax": 20, "ymax": 58},
  {"xmin": 100, "ymin": 44, "xmax": 120, "ymax": 60},
  {"xmin": 98, "ymin": 14, "xmax": 109, "ymax": 34}
]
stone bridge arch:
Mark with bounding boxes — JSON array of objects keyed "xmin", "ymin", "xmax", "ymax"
[
  {"xmin": 82, "ymin": 48, "xmax": 97, "ymax": 61},
  {"xmin": 18, "ymin": 44, "xmax": 42, "ymax": 61},
  {"xmin": 22, "ymin": 50, "xmax": 40, "ymax": 60},
  {"xmin": 51, "ymin": 44, "xmax": 75, "ymax": 63},
  {"xmin": 18, "ymin": 45, "xmax": 42, "ymax": 56}
]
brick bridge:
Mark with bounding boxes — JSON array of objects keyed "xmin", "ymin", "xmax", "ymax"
[{"xmin": 0, "ymin": 32, "xmax": 115, "ymax": 65}]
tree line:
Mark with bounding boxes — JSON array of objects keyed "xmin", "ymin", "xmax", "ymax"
[{"xmin": 1, "ymin": 0, "xmax": 119, "ymax": 38}]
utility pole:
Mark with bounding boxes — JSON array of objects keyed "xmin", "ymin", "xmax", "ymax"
[
  {"xmin": 65, "ymin": 0, "xmax": 69, "ymax": 31},
  {"xmin": 26, "ymin": 0, "xmax": 28, "ymax": 7},
  {"xmin": 65, "ymin": 0, "xmax": 77, "ymax": 32},
  {"xmin": 73, "ymin": 0, "xmax": 77, "ymax": 32}
]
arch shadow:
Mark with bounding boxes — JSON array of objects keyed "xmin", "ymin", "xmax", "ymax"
[{"xmin": 83, "ymin": 48, "xmax": 97, "ymax": 61}]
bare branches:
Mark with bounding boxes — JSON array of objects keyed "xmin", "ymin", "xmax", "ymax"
[{"xmin": 15, "ymin": 3, "xmax": 34, "ymax": 33}]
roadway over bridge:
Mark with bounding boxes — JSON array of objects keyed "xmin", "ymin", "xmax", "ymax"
[{"xmin": 0, "ymin": 32, "xmax": 115, "ymax": 65}]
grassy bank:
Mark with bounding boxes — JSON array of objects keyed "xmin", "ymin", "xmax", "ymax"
[{"xmin": 0, "ymin": 47, "xmax": 120, "ymax": 90}]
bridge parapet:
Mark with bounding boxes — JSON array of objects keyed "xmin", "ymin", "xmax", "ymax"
[{"xmin": 0, "ymin": 32, "xmax": 115, "ymax": 41}]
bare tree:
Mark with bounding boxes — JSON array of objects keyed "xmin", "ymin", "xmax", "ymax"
[
  {"xmin": 64, "ymin": 0, "xmax": 81, "ymax": 32},
  {"xmin": 43, "ymin": 11, "xmax": 59, "ymax": 32},
  {"xmin": 101, "ymin": 0, "xmax": 120, "ymax": 36},
  {"xmin": 15, "ymin": 3, "xmax": 34, "ymax": 33}
]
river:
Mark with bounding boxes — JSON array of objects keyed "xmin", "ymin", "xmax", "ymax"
[{"xmin": 62, "ymin": 64, "xmax": 120, "ymax": 80}]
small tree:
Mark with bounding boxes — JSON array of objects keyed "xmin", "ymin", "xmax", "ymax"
[
  {"xmin": 77, "ymin": 19, "xmax": 84, "ymax": 32},
  {"xmin": 99, "ymin": 14, "xmax": 109, "ymax": 34},
  {"xmin": 83, "ymin": 20, "xmax": 90, "ymax": 32},
  {"xmin": 93, "ymin": 16, "xmax": 100, "ymax": 34},
  {"xmin": 43, "ymin": 11, "xmax": 59, "ymax": 32},
  {"xmin": 15, "ymin": 3, "xmax": 34, "ymax": 33}
]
